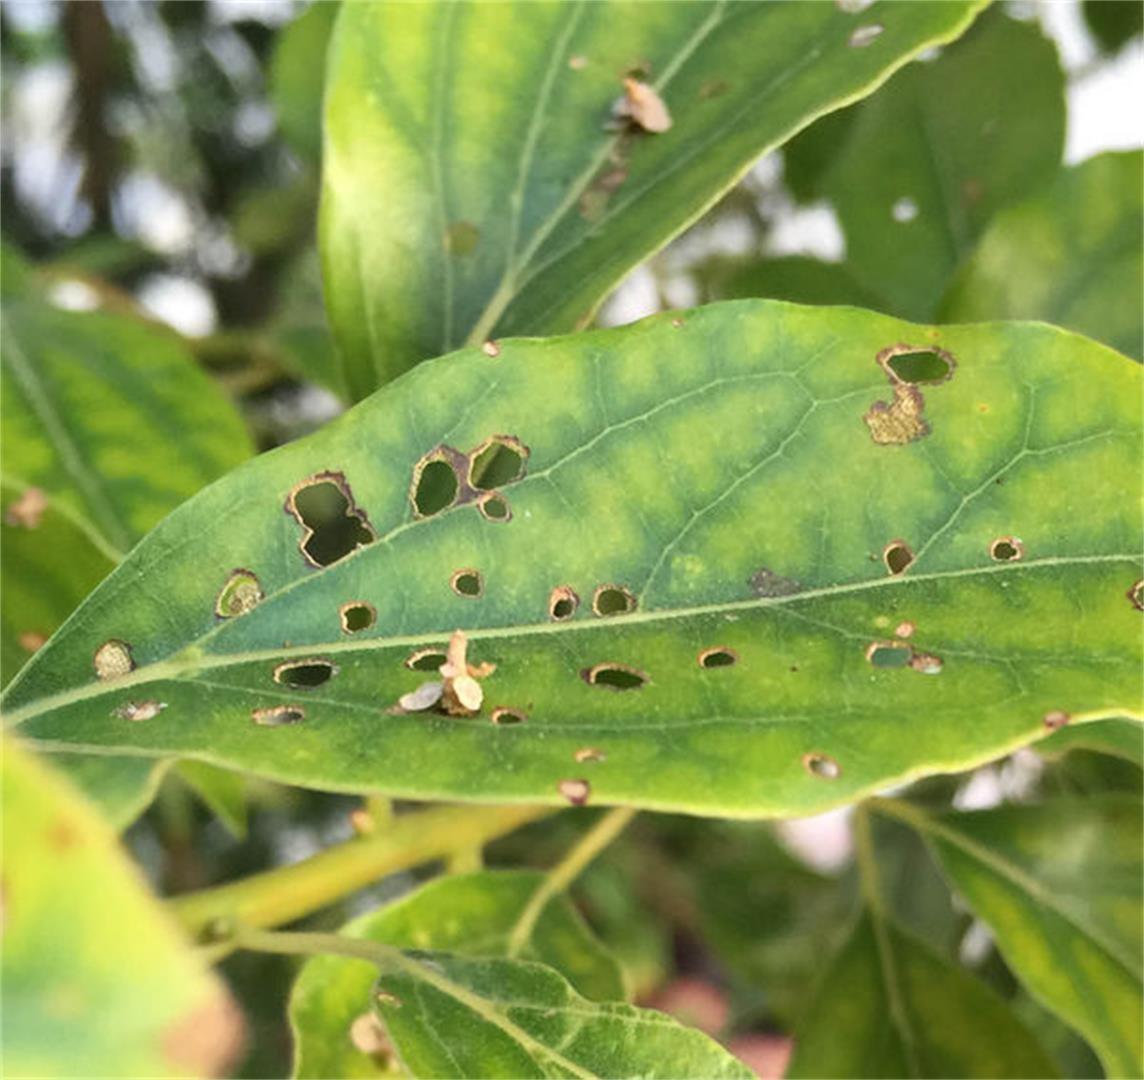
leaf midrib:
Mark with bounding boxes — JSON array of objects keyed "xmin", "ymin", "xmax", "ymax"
[{"xmin": 3, "ymin": 553, "xmax": 1135, "ymax": 727}]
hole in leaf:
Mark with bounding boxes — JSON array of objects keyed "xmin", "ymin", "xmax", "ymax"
[
  {"xmin": 340, "ymin": 602, "xmax": 376, "ymax": 634},
  {"xmin": 558, "ymin": 778, "xmax": 591, "ymax": 805},
  {"xmin": 582, "ymin": 663, "xmax": 648, "ymax": 690},
  {"xmin": 113, "ymin": 700, "xmax": 166, "ymax": 722},
  {"xmin": 451, "ymin": 569, "xmax": 483, "ymax": 598},
  {"xmin": 216, "ymin": 569, "xmax": 262, "ymax": 618},
  {"xmin": 549, "ymin": 585, "xmax": 580, "ymax": 621},
  {"xmin": 885, "ymin": 349, "xmax": 954, "ymax": 384},
  {"xmin": 592, "ymin": 584, "xmax": 636, "ymax": 617},
  {"xmin": 469, "ymin": 436, "xmax": 528, "ymax": 490},
  {"xmin": 865, "ymin": 641, "xmax": 912, "ymax": 668},
  {"xmin": 491, "ymin": 707, "xmax": 527, "ymax": 725},
  {"xmin": 802, "ymin": 752, "xmax": 841, "ymax": 780},
  {"xmin": 287, "ymin": 473, "xmax": 375, "ymax": 567},
  {"xmin": 1043, "ymin": 710, "xmax": 1070, "ymax": 730},
  {"xmin": 478, "ymin": 493, "xmax": 511, "ymax": 522},
  {"xmin": 1130, "ymin": 580, "xmax": 1144, "ymax": 612},
  {"xmin": 412, "ymin": 457, "xmax": 459, "ymax": 517},
  {"xmin": 94, "ymin": 639, "xmax": 134, "ymax": 680},
  {"xmin": 699, "ymin": 647, "xmax": 738, "ymax": 669},
  {"xmin": 882, "ymin": 540, "xmax": 914, "ymax": 576},
  {"xmin": 405, "ymin": 648, "xmax": 447, "ymax": 672},
  {"xmin": 273, "ymin": 659, "xmax": 337, "ymax": 688},
  {"xmin": 575, "ymin": 747, "xmax": 606, "ymax": 763},
  {"xmin": 990, "ymin": 536, "xmax": 1024, "ymax": 562},
  {"xmin": 252, "ymin": 705, "xmax": 305, "ymax": 726}
]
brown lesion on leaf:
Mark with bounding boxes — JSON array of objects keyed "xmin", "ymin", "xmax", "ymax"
[
  {"xmin": 113, "ymin": 699, "xmax": 166, "ymax": 722},
  {"xmin": 339, "ymin": 601, "xmax": 376, "ymax": 634},
  {"xmin": 18, "ymin": 630, "xmax": 46, "ymax": 653},
  {"xmin": 575, "ymin": 747, "xmax": 606, "ymax": 763},
  {"xmin": 749, "ymin": 568, "xmax": 801, "ymax": 598},
  {"xmin": 612, "ymin": 77, "xmax": 672, "ymax": 133},
  {"xmin": 549, "ymin": 585, "xmax": 580, "ymax": 621},
  {"xmin": 558, "ymin": 778, "xmax": 591, "ymax": 805},
  {"xmin": 251, "ymin": 705, "xmax": 305, "ymax": 726},
  {"xmin": 450, "ymin": 568, "xmax": 484, "ymax": 598},
  {"xmin": 882, "ymin": 539, "xmax": 914, "ymax": 575},
  {"xmin": 285, "ymin": 471, "xmax": 375, "ymax": 568},
  {"xmin": 863, "ymin": 343, "xmax": 956, "ymax": 446},
  {"xmin": 990, "ymin": 536, "xmax": 1024, "ymax": 562},
  {"xmin": 215, "ymin": 568, "xmax": 262, "ymax": 618},
  {"xmin": 349, "ymin": 1012, "xmax": 393, "ymax": 1064},
  {"xmin": 273, "ymin": 658, "xmax": 337, "ymax": 689},
  {"xmin": 1043, "ymin": 709, "xmax": 1070, "ymax": 730},
  {"xmin": 802, "ymin": 752, "xmax": 841, "ymax": 780},
  {"xmin": 94, "ymin": 639, "xmax": 134, "ymax": 680},
  {"xmin": 1129, "ymin": 579, "xmax": 1144, "ymax": 612},
  {"xmin": 581, "ymin": 662, "xmax": 648, "ymax": 690},
  {"xmin": 491, "ymin": 706, "xmax": 527, "ymax": 725},
  {"xmin": 592, "ymin": 584, "xmax": 637, "ymax": 617},
  {"xmin": 698, "ymin": 646, "xmax": 738, "ymax": 669},
  {"xmin": 895, "ymin": 620, "xmax": 916, "ymax": 639},
  {"xmin": 4, "ymin": 486, "xmax": 48, "ymax": 528}
]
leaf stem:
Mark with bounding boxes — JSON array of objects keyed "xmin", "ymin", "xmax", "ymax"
[
  {"xmin": 507, "ymin": 806, "xmax": 637, "ymax": 958},
  {"xmin": 171, "ymin": 802, "xmax": 553, "ymax": 939}
]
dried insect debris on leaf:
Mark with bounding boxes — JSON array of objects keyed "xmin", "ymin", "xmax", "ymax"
[
  {"xmin": 611, "ymin": 77, "xmax": 672, "ymax": 133},
  {"xmin": 394, "ymin": 630, "xmax": 496, "ymax": 717}
]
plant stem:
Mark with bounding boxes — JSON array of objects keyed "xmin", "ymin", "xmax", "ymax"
[
  {"xmin": 507, "ymin": 806, "xmax": 637, "ymax": 958},
  {"xmin": 172, "ymin": 802, "xmax": 553, "ymax": 938}
]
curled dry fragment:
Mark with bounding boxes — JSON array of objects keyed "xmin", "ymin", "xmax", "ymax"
[
  {"xmin": 394, "ymin": 630, "xmax": 496, "ymax": 717},
  {"xmin": 613, "ymin": 77, "xmax": 672, "ymax": 133}
]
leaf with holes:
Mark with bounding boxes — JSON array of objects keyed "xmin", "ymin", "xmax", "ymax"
[
  {"xmin": 366, "ymin": 950, "xmax": 747, "ymax": 1079},
  {"xmin": 2, "ymin": 300, "xmax": 1140, "ymax": 817},
  {"xmin": 941, "ymin": 151, "xmax": 1144, "ymax": 362},
  {"xmin": 290, "ymin": 870, "xmax": 625, "ymax": 1078},
  {"xmin": 817, "ymin": 10, "xmax": 1065, "ymax": 321},
  {"xmin": 320, "ymin": 0, "xmax": 986, "ymax": 396},
  {"xmin": 787, "ymin": 910, "xmax": 1058, "ymax": 1078},
  {"xmin": 0, "ymin": 740, "xmax": 242, "ymax": 1077},
  {"xmin": 900, "ymin": 796, "xmax": 1144, "ymax": 1078}
]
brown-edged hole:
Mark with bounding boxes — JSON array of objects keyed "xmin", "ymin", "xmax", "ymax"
[
  {"xmin": 883, "ymin": 540, "xmax": 914, "ymax": 575},
  {"xmin": 469, "ymin": 436, "xmax": 527, "ymax": 490},
  {"xmin": 413, "ymin": 458, "xmax": 459, "ymax": 517},
  {"xmin": 582, "ymin": 663, "xmax": 648, "ymax": 690},
  {"xmin": 699, "ymin": 647, "xmax": 738, "ymax": 669},
  {"xmin": 549, "ymin": 585, "xmax": 580, "ymax": 621},
  {"xmin": 273, "ymin": 659, "xmax": 337, "ymax": 688},
  {"xmin": 592, "ymin": 584, "xmax": 636, "ymax": 617},
  {"xmin": 491, "ymin": 707, "xmax": 527, "ymax": 725},
  {"xmin": 406, "ymin": 648, "xmax": 447, "ymax": 672},
  {"xmin": 340, "ymin": 602, "xmax": 376, "ymax": 633},
  {"xmin": 802, "ymin": 752, "xmax": 840, "ymax": 780},
  {"xmin": 990, "ymin": 536, "xmax": 1024, "ymax": 562},
  {"xmin": 885, "ymin": 349, "xmax": 953, "ymax": 384}
]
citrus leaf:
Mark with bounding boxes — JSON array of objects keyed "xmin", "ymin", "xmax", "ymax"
[
  {"xmin": 787, "ymin": 910, "xmax": 1058, "ymax": 1078},
  {"xmin": 3, "ymin": 301, "xmax": 1140, "ymax": 818},
  {"xmin": 0, "ymin": 740, "xmax": 243, "ymax": 1077},
  {"xmin": 368, "ymin": 949, "xmax": 749, "ymax": 1079},
  {"xmin": 290, "ymin": 870, "xmax": 625, "ymax": 1079},
  {"xmin": 905, "ymin": 796, "xmax": 1144, "ymax": 1078},
  {"xmin": 940, "ymin": 151, "xmax": 1144, "ymax": 361},
  {"xmin": 819, "ymin": 11, "xmax": 1065, "ymax": 320},
  {"xmin": 321, "ymin": 0, "xmax": 986, "ymax": 396}
]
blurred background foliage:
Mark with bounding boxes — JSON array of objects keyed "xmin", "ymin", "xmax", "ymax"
[{"xmin": 1, "ymin": 2, "xmax": 1141, "ymax": 1076}]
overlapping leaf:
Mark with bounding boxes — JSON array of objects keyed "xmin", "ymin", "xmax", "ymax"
[
  {"xmin": 2, "ymin": 301, "xmax": 1139, "ymax": 817},
  {"xmin": 321, "ymin": 0, "xmax": 986, "ymax": 395}
]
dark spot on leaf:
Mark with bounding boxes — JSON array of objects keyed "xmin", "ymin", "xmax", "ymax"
[
  {"xmin": 445, "ymin": 220, "xmax": 479, "ymax": 255},
  {"xmin": 405, "ymin": 648, "xmax": 447, "ymax": 672},
  {"xmin": 273, "ymin": 658, "xmax": 337, "ymax": 689},
  {"xmin": 469, "ymin": 435, "xmax": 528, "ymax": 490},
  {"xmin": 581, "ymin": 663, "xmax": 648, "ymax": 690},
  {"xmin": 1129, "ymin": 579, "xmax": 1144, "ymax": 611},
  {"xmin": 451, "ymin": 569, "xmax": 483, "ymax": 598},
  {"xmin": 749, "ymin": 568, "xmax": 801, "ymax": 598},
  {"xmin": 848, "ymin": 23, "xmax": 883, "ymax": 47},
  {"xmin": 802, "ymin": 752, "xmax": 841, "ymax": 779},
  {"xmin": 990, "ymin": 536, "xmax": 1024, "ymax": 562},
  {"xmin": 340, "ymin": 601, "xmax": 376, "ymax": 634},
  {"xmin": 865, "ymin": 641, "xmax": 912, "ymax": 668},
  {"xmin": 113, "ymin": 700, "xmax": 166, "ymax": 722},
  {"xmin": 883, "ymin": 540, "xmax": 914, "ymax": 575},
  {"xmin": 478, "ymin": 492, "xmax": 511, "ymax": 522},
  {"xmin": 216, "ymin": 569, "xmax": 262, "ymax": 618},
  {"xmin": 698, "ymin": 646, "xmax": 738, "ymax": 669},
  {"xmin": 1043, "ymin": 710, "xmax": 1070, "ymax": 730},
  {"xmin": 252, "ymin": 705, "xmax": 305, "ymax": 726},
  {"xmin": 491, "ymin": 706, "xmax": 527, "ymax": 725},
  {"xmin": 549, "ymin": 585, "xmax": 580, "ymax": 620},
  {"xmin": 286, "ymin": 472, "xmax": 375, "ymax": 567},
  {"xmin": 592, "ymin": 584, "xmax": 636, "ymax": 616},
  {"xmin": 558, "ymin": 778, "xmax": 591, "ymax": 805},
  {"xmin": 411, "ymin": 452, "xmax": 461, "ymax": 517},
  {"xmin": 575, "ymin": 747, "xmax": 606, "ymax": 763},
  {"xmin": 94, "ymin": 639, "xmax": 134, "ymax": 680}
]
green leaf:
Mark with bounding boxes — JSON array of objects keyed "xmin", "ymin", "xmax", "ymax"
[
  {"xmin": 940, "ymin": 151, "xmax": 1144, "ymax": 362},
  {"xmin": 270, "ymin": 1, "xmax": 339, "ymax": 166},
  {"xmin": 290, "ymin": 870, "xmax": 625, "ymax": 1078},
  {"xmin": 697, "ymin": 255, "xmax": 883, "ymax": 309},
  {"xmin": 1037, "ymin": 717, "xmax": 1144, "ymax": 766},
  {"xmin": 0, "ymin": 740, "xmax": 242, "ymax": 1077},
  {"xmin": 906, "ymin": 796, "xmax": 1144, "ymax": 1078},
  {"xmin": 4, "ymin": 301, "xmax": 1140, "ymax": 817},
  {"xmin": 321, "ymin": 0, "xmax": 986, "ymax": 396},
  {"xmin": 1083, "ymin": 0, "xmax": 1143, "ymax": 54},
  {"xmin": 176, "ymin": 759, "xmax": 250, "ymax": 838},
  {"xmin": 39, "ymin": 749, "xmax": 171, "ymax": 830},
  {"xmin": 787, "ymin": 910, "xmax": 1059, "ymax": 1078},
  {"xmin": 370, "ymin": 950, "xmax": 749, "ymax": 1079},
  {"xmin": 819, "ymin": 11, "xmax": 1065, "ymax": 320}
]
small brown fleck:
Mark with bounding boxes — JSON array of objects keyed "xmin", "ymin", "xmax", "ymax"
[
  {"xmin": 895, "ymin": 621, "xmax": 916, "ymax": 639},
  {"xmin": 5, "ymin": 487, "xmax": 48, "ymax": 529},
  {"xmin": 592, "ymin": 584, "xmax": 636, "ymax": 617},
  {"xmin": 18, "ymin": 630, "xmax": 46, "ymax": 653},
  {"xmin": 990, "ymin": 536, "xmax": 1024, "ymax": 562},
  {"xmin": 614, "ymin": 77, "xmax": 672, "ymax": 133},
  {"xmin": 113, "ymin": 699, "xmax": 166, "ymax": 722},
  {"xmin": 1129, "ymin": 579, "xmax": 1144, "ymax": 612},
  {"xmin": 375, "ymin": 990, "xmax": 402, "ymax": 1009},
  {"xmin": 481, "ymin": 340, "xmax": 500, "ymax": 358},
  {"xmin": 575, "ymin": 747, "xmax": 606, "ymax": 763},
  {"xmin": 491, "ymin": 706, "xmax": 527, "ymax": 725},
  {"xmin": 1043, "ymin": 710, "xmax": 1070, "ymax": 731},
  {"xmin": 350, "ymin": 1012, "xmax": 391, "ymax": 1059},
  {"xmin": 670, "ymin": 317, "xmax": 684, "ymax": 329},
  {"xmin": 558, "ymin": 778, "xmax": 591, "ymax": 805},
  {"xmin": 251, "ymin": 705, "xmax": 305, "ymax": 726},
  {"xmin": 802, "ymin": 752, "xmax": 840, "ymax": 780},
  {"xmin": 549, "ymin": 585, "xmax": 580, "ymax": 620},
  {"xmin": 94, "ymin": 639, "xmax": 134, "ymax": 680},
  {"xmin": 883, "ymin": 540, "xmax": 915, "ymax": 576},
  {"xmin": 908, "ymin": 651, "xmax": 943, "ymax": 675},
  {"xmin": 215, "ymin": 569, "xmax": 262, "ymax": 618},
  {"xmin": 698, "ymin": 646, "xmax": 738, "ymax": 669}
]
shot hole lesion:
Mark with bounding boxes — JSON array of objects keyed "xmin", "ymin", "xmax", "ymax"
[
  {"xmin": 339, "ymin": 601, "xmax": 376, "ymax": 634},
  {"xmin": 405, "ymin": 648, "xmax": 448, "ymax": 672},
  {"xmin": 252, "ymin": 705, "xmax": 305, "ymax": 726},
  {"xmin": 491, "ymin": 707, "xmax": 527, "ymax": 726},
  {"xmin": 549, "ymin": 585, "xmax": 580, "ymax": 620},
  {"xmin": 698, "ymin": 646, "xmax": 738, "ymax": 669},
  {"xmin": 286, "ymin": 471, "xmax": 375, "ymax": 567},
  {"xmin": 450, "ymin": 569, "xmax": 484, "ymax": 598},
  {"xmin": 882, "ymin": 540, "xmax": 914, "ymax": 576},
  {"xmin": 592, "ymin": 584, "xmax": 636, "ymax": 617},
  {"xmin": 989, "ymin": 536, "xmax": 1024, "ymax": 562},
  {"xmin": 581, "ymin": 663, "xmax": 648, "ymax": 690},
  {"xmin": 802, "ymin": 752, "xmax": 841, "ymax": 780},
  {"xmin": 273, "ymin": 658, "xmax": 337, "ymax": 689},
  {"xmin": 468, "ymin": 435, "xmax": 529, "ymax": 491}
]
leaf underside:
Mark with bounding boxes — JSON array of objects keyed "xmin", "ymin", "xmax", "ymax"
[{"xmin": 3, "ymin": 301, "xmax": 1140, "ymax": 818}]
